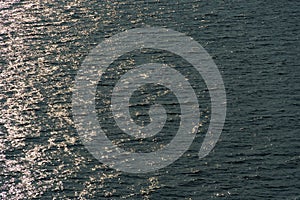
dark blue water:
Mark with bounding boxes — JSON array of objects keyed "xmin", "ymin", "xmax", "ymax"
[{"xmin": 0, "ymin": 0, "xmax": 299, "ymax": 199}]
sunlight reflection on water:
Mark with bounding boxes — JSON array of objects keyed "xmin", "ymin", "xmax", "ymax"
[{"xmin": 1, "ymin": 0, "xmax": 299, "ymax": 199}]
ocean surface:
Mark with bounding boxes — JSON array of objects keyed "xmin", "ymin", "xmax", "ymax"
[{"xmin": 0, "ymin": 0, "xmax": 299, "ymax": 199}]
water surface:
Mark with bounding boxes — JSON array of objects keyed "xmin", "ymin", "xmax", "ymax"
[{"xmin": 0, "ymin": 0, "xmax": 299, "ymax": 199}]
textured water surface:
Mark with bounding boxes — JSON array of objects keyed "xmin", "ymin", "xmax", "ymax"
[{"xmin": 0, "ymin": 0, "xmax": 299, "ymax": 199}]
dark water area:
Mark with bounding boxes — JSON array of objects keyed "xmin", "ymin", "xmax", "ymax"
[{"xmin": 0, "ymin": 0, "xmax": 299, "ymax": 199}]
